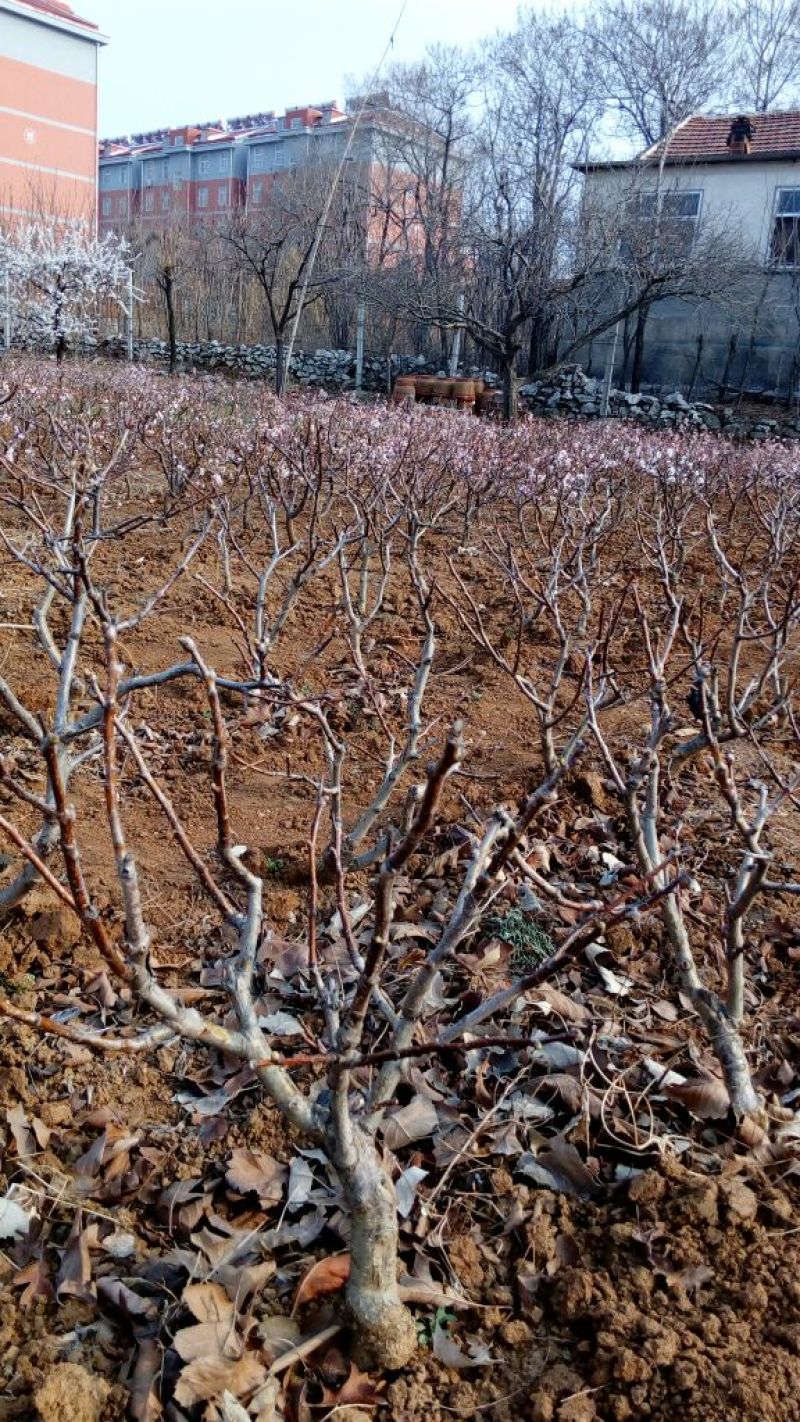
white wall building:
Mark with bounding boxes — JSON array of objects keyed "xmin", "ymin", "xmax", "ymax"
[{"xmin": 579, "ymin": 110, "xmax": 800, "ymax": 396}]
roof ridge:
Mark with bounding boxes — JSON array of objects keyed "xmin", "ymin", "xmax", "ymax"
[{"xmin": 5, "ymin": 0, "xmax": 98, "ymax": 32}]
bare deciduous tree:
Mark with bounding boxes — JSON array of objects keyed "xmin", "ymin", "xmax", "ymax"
[
  {"xmin": 589, "ymin": 0, "xmax": 728, "ymax": 147},
  {"xmin": 5, "ymin": 373, "xmax": 778, "ymax": 1377},
  {"xmin": 730, "ymin": 0, "xmax": 800, "ymax": 111}
]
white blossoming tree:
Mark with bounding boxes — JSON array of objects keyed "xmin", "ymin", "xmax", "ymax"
[{"xmin": 0, "ymin": 222, "xmax": 133, "ymax": 363}]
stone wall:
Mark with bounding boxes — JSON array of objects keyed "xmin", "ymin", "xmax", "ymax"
[
  {"xmin": 96, "ymin": 336, "xmax": 800, "ymax": 439},
  {"xmin": 520, "ymin": 365, "xmax": 800, "ymax": 439},
  {"xmin": 99, "ymin": 336, "xmax": 432, "ymax": 391}
]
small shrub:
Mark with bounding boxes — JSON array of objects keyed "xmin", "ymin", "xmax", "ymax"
[{"xmin": 488, "ymin": 908, "xmax": 555, "ymax": 972}]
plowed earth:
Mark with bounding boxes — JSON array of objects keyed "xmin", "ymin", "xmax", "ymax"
[{"xmin": 0, "ymin": 382, "xmax": 798, "ymax": 1422}]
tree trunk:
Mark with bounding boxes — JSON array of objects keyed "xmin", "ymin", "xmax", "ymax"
[
  {"xmin": 621, "ymin": 312, "xmax": 634, "ymax": 389},
  {"xmin": 786, "ymin": 340, "xmax": 800, "ymax": 409},
  {"xmin": 719, "ymin": 332, "xmax": 738, "ymax": 403},
  {"xmin": 502, "ymin": 357, "xmax": 518, "ymax": 424},
  {"xmin": 333, "ymin": 1126, "xmax": 417, "ymax": 1370},
  {"xmin": 527, "ymin": 312, "xmax": 551, "ymax": 378},
  {"xmin": 163, "ymin": 273, "xmax": 177, "ymax": 375},
  {"xmin": 687, "ymin": 330, "xmax": 704, "ymax": 401},
  {"xmin": 275, "ymin": 336, "xmax": 286, "ymax": 396},
  {"xmin": 630, "ymin": 304, "xmax": 649, "ymax": 393}
]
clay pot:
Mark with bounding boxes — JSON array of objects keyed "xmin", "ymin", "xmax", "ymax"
[
  {"xmin": 392, "ymin": 375, "xmax": 416, "ymax": 404},
  {"xmin": 453, "ymin": 378, "xmax": 475, "ymax": 409},
  {"xmin": 431, "ymin": 378, "xmax": 454, "ymax": 404}
]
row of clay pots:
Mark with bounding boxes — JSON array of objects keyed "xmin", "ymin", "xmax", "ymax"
[{"xmin": 391, "ymin": 374, "xmax": 502, "ymax": 413}]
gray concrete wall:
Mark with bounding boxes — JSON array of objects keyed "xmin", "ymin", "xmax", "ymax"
[{"xmin": 579, "ymin": 272, "xmax": 800, "ymax": 401}]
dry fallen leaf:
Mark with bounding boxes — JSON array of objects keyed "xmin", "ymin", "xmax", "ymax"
[
  {"xmin": 249, "ymin": 1376, "xmax": 282, "ymax": 1422},
  {"xmin": 529, "ymin": 985, "xmax": 590, "ymax": 1024},
  {"xmin": 173, "ymin": 1320, "xmax": 242, "ymax": 1363},
  {"xmin": 12, "ymin": 1258, "xmax": 52, "ymax": 1307},
  {"xmin": 0, "ymin": 1194, "xmax": 34, "ymax": 1241},
  {"xmin": 664, "ymin": 1076, "xmax": 731, "ymax": 1120},
  {"xmin": 225, "ymin": 1149, "xmax": 288, "ymax": 1203},
  {"xmin": 383, "ymin": 1095, "xmax": 439, "ymax": 1150},
  {"xmin": 129, "ymin": 1337, "xmax": 163, "ymax": 1422},
  {"xmin": 518, "ymin": 1138, "xmax": 600, "ymax": 1199},
  {"xmin": 292, "ymin": 1254, "xmax": 350, "ymax": 1314},
  {"xmin": 217, "ymin": 1391, "xmax": 252, "ymax": 1422},
  {"xmin": 6, "ymin": 1104, "xmax": 36, "ymax": 1160},
  {"xmin": 432, "ymin": 1325, "xmax": 496, "ymax": 1368},
  {"xmin": 183, "ymin": 1280, "xmax": 235, "ymax": 1324},
  {"xmin": 174, "ymin": 1355, "xmax": 266, "ymax": 1408},
  {"xmin": 396, "ymin": 1165, "xmax": 428, "ymax": 1218},
  {"xmin": 258, "ymin": 1314, "xmax": 301, "ymax": 1364},
  {"xmin": 56, "ymin": 1225, "xmax": 92, "ymax": 1299}
]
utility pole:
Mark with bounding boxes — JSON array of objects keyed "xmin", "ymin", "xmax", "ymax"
[
  {"xmin": 2, "ymin": 269, "xmax": 10, "ymax": 354},
  {"xmin": 355, "ymin": 298, "xmax": 365, "ymax": 390},
  {"xmin": 448, "ymin": 292, "xmax": 464, "ymax": 377},
  {"xmin": 600, "ymin": 316, "xmax": 621, "ymax": 418},
  {"xmin": 126, "ymin": 267, "xmax": 134, "ymax": 361}
]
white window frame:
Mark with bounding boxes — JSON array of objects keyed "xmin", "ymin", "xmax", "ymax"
[
  {"xmin": 197, "ymin": 186, "xmax": 209, "ymax": 209},
  {"xmin": 217, "ymin": 183, "xmax": 229, "ymax": 208},
  {"xmin": 637, "ymin": 188, "xmax": 703, "ymax": 223},
  {"xmin": 161, "ymin": 189, "xmax": 171, "ymax": 211},
  {"xmin": 251, "ymin": 180, "xmax": 263, "ymax": 203},
  {"xmin": 144, "ymin": 191, "xmax": 154, "ymax": 213},
  {"xmin": 770, "ymin": 187, "xmax": 800, "ymax": 268},
  {"xmin": 198, "ymin": 156, "xmax": 211, "ymax": 175},
  {"xmin": 102, "ymin": 197, "xmax": 111, "ymax": 216}
]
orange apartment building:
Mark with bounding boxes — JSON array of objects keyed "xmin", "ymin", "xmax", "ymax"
[
  {"xmin": 0, "ymin": 0, "xmax": 105, "ymax": 222},
  {"xmin": 98, "ymin": 100, "xmax": 438, "ymax": 269}
]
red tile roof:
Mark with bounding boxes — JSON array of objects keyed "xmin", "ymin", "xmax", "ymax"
[
  {"xmin": 646, "ymin": 109, "xmax": 800, "ymax": 162},
  {"xmin": 9, "ymin": 0, "xmax": 98, "ymax": 32}
]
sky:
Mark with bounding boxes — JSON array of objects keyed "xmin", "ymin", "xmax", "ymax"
[{"xmin": 77, "ymin": 0, "xmax": 525, "ymax": 139}]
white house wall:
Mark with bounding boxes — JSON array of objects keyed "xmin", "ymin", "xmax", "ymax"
[{"xmin": 585, "ymin": 158, "xmax": 800, "ymax": 263}]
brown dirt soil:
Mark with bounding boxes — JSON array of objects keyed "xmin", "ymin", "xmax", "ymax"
[
  {"xmin": 1, "ymin": 1012, "xmax": 798, "ymax": 1422},
  {"xmin": 0, "ymin": 400, "xmax": 798, "ymax": 1420},
  {"xmin": 385, "ymin": 1160, "xmax": 800, "ymax": 1422}
]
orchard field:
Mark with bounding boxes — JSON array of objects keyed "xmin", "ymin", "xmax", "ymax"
[{"xmin": 0, "ymin": 358, "xmax": 798, "ymax": 1422}]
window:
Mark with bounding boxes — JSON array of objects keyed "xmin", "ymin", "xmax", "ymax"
[
  {"xmin": 251, "ymin": 181, "xmax": 263, "ymax": 204},
  {"xmin": 771, "ymin": 188, "xmax": 800, "ymax": 266},
  {"xmin": 199, "ymin": 157, "xmax": 211, "ymax": 175},
  {"xmin": 102, "ymin": 197, "xmax": 111, "ymax": 216},
  {"xmin": 622, "ymin": 188, "xmax": 701, "ymax": 259},
  {"xmin": 198, "ymin": 187, "xmax": 209, "ymax": 208},
  {"xmin": 251, "ymin": 148, "xmax": 264, "ymax": 172},
  {"xmin": 635, "ymin": 190, "xmax": 702, "ymax": 224},
  {"xmin": 118, "ymin": 197, "xmax": 127, "ymax": 214},
  {"xmin": 144, "ymin": 191, "xmax": 154, "ymax": 213},
  {"xmin": 161, "ymin": 190, "xmax": 171, "ymax": 211},
  {"xmin": 217, "ymin": 184, "xmax": 229, "ymax": 208},
  {"xmin": 291, "ymin": 117, "xmax": 302, "ymax": 130}
]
